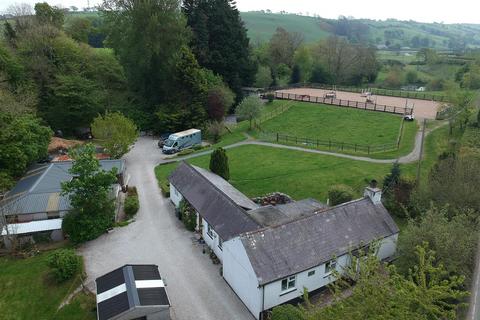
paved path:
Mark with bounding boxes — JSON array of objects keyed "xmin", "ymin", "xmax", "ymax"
[
  {"xmin": 79, "ymin": 137, "xmax": 254, "ymax": 320},
  {"xmin": 170, "ymin": 122, "xmax": 445, "ymax": 165}
]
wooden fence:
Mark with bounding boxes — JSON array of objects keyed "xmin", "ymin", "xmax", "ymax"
[
  {"xmin": 274, "ymin": 92, "xmax": 413, "ymax": 116},
  {"xmin": 265, "ymin": 83, "xmax": 447, "ymax": 102},
  {"xmin": 258, "ymin": 131, "xmax": 399, "ymax": 154}
]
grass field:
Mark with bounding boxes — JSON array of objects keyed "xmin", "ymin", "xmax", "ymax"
[
  {"xmin": 157, "ymin": 144, "xmax": 392, "ymax": 202},
  {"xmin": 0, "ymin": 250, "xmax": 96, "ymax": 320},
  {"xmin": 255, "ymin": 101, "xmax": 404, "ymax": 146}
]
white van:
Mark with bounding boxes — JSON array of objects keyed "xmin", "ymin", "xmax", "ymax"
[{"xmin": 162, "ymin": 129, "xmax": 202, "ymax": 154}]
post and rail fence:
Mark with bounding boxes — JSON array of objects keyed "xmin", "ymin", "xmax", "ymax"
[
  {"xmin": 256, "ymin": 131, "xmax": 399, "ymax": 155},
  {"xmin": 273, "ymin": 91, "xmax": 413, "ymax": 116},
  {"xmin": 262, "ymin": 83, "xmax": 447, "ymax": 102}
]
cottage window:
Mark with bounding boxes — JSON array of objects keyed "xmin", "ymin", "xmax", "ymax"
[
  {"xmin": 207, "ymin": 224, "xmax": 214, "ymax": 239},
  {"xmin": 307, "ymin": 269, "xmax": 315, "ymax": 277},
  {"xmin": 325, "ymin": 260, "xmax": 337, "ymax": 274},
  {"xmin": 281, "ymin": 275, "xmax": 296, "ymax": 292},
  {"xmin": 218, "ymin": 238, "xmax": 223, "ymax": 250}
]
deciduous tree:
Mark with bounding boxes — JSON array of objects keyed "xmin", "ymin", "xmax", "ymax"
[
  {"xmin": 61, "ymin": 144, "xmax": 118, "ymax": 244},
  {"xmin": 91, "ymin": 112, "xmax": 138, "ymax": 159},
  {"xmin": 235, "ymin": 95, "xmax": 262, "ymax": 130}
]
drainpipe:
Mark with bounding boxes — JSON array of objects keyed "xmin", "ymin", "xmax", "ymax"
[{"xmin": 261, "ymin": 284, "xmax": 265, "ymax": 320}]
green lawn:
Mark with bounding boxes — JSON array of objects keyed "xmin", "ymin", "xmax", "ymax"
[
  {"xmin": 255, "ymin": 101, "xmax": 404, "ymax": 147},
  {"xmin": 157, "ymin": 144, "xmax": 392, "ymax": 202},
  {"xmin": 0, "ymin": 250, "xmax": 96, "ymax": 320}
]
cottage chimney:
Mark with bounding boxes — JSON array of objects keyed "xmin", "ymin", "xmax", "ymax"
[{"xmin": 364, "ymin": 180, "xmax": 382, "ymax": 205}]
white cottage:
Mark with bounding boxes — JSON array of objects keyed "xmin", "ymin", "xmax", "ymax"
[
  {"xmin": 168, "ymin": 162, "xmax": 260, "ymax": 262},
  {"xmin": 168, "ymin": 162, "xmax": 399, "ymax": 319}
]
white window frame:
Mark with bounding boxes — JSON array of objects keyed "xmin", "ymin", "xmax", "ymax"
[
  {"xmin": 325, "ymin": 260, "xmax": 337, "ymax": 275},
  {"xmin": 280, "ymin": 275, "xmax": 296, "ymax": 294},
  {"xmin": 218, "ymin": 237, "xmax": 223, "ymax": 250},
  {"xmin": 207, "ymin": 224, "xmax": 214, "ymax": 239}
]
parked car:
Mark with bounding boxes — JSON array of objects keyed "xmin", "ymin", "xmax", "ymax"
[
  {"xmin": 157, "ymin": 133, "xmax": 172, "ymax": 148},
  {"xmin": 162, "ymin": 129, "xmax": 201, "ymax": 154}
]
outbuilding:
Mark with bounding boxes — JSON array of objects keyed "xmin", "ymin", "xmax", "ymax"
[{"xmin": 95, "ymin": 264, "xmax": 171, "ymax": 320}]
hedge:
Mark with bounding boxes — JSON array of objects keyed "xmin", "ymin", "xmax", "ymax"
[{"xmin": 124, "ymin": 192, "xmax": 139, "ymax": 218}]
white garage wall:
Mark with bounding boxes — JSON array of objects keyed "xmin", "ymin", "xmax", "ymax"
[
  {"xmin": 223, "ymin": 238, "xmax": 263, "ymax": 319},
  {"xmin": 169, "ymin": 184, "xmax": 183, "ymax": 208}
]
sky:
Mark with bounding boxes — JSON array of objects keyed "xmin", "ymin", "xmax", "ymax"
[{"xmin": 0, "ymin": 0, "xmax": 478, "ymax": 24}]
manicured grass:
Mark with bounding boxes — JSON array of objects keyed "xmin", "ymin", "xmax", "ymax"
[
  {"xmin": 256, "ymin": 101, "xmax": 404, "ymax": 146},
  {"xmin": 0, "ymin": 250, "xmax": 96, "ymax": 320},
  {"xmin": 156, "ymin": 144, "xmax": 392, "ymax": 202}
]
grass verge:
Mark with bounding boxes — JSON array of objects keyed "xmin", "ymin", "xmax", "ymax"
[{"xmin": 0, "ymin": 250, "xmax": 96, "ymax": 320}]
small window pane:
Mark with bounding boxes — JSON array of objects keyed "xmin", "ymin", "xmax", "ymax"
[{"xmin": 308, "ymin": 270, "xmax": 315, "ymax": 277}]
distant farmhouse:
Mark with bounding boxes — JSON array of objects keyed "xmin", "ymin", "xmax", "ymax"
[
  {"xmin": 0, "ymin": 160, "xmax": 125, "ymax": 248},
  {"xmin": 169, "ymin": 162, "xmax": 399, "ymax": 319}
]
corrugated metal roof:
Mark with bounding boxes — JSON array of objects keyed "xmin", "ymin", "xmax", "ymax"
[
  {"xmin": 1, "ymin": 218, "xmax": 62, "ymax": 235},
  {"xmin": 1, "ymin": 160, "xmax": 124, "ymax": 216},
  {"xmin": 241, "ymin": 198, "xmax": 399, "ymax": 285},
  {"xmin": 168, "ymin": 162, "xmax": 261, "ymax": 240}
]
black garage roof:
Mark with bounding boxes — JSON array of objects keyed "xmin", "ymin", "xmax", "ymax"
[{"xmin": 96, "ymin": 265, "xmax": 170, "ymax": 320}]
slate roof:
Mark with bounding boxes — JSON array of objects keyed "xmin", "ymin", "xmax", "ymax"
[
  {"xmin": 1, "ymin": 160, "xmax": 125, "ymax": 215},
  {"xmin": 248, "ymin": 199, "xmax": 327, "ymax": 227},
  {"xmin": 168, "ymin": 162, "xmax": 261, "ymax": 240},
  {"xmin": 96, "ymin": 265, "xmax": 170, "ymax": 320},
  {"xmin": 241, "ymin": 198, "xmax": 399, "ymax": 285},
  {"xmin": 193, "ymin": 166, "xmax": 258, "ymax": 210}
]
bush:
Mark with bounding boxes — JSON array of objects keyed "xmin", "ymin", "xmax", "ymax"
[
  {"xmin": 48, "ymin": 249, "xmax": 81, "ymax": 283},
  {"xmin": 192, "ymin": 144, "xmax": 204, "ymax": 151},
  {"xmin": 328, "ymin": 185, "xmax": 355, "ymax": 206},
  {"xmin": 124, "ymin": 191, "xmax": 139, "ymax": 218},
  {"xmin": 160, "ymin": 181, "xmax": 170, "ymax": 197},
  {"xmin": 206, "ymin": 120, "xmax": 226, "ymax": 143},
  {"xmin": 62, "ymin": 204, "xmax": 115, "ymax": 245},
  {"xmin": 177, "ymin": 149, "xmax": 194, "ymax": 156},
  {"xmin": 265, "ymin": 93, "xmax": 275, "ymax": 103},
  {"xmin": 179, "ymin": 199, "xmax": 197, "ymax": 231}
]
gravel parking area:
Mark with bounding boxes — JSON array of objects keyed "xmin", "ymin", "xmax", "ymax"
[{"xmin": 79, "ymin": 137, "xmax": 254, "ymax": 320}]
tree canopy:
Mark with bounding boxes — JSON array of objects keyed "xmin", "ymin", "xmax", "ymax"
[
  {"xmin": 61, "ymin": 144, "xmax": 118, "ymax": 244},
  {"xmin": 183, "ymin": 0, "xmax": 257, "ymax": 100},
  {"xmin": 91, "ymin": 112, "xmax": 138, "ymax": 159}
]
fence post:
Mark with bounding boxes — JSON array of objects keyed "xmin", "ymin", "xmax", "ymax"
[
  {"xmin": 368, "ymin": 146, "xmax": 370, "ymax": 154},
  {"xmin": 329, "ymin": 140, "xmax": 331, "ymax": 150},
  {"xmin": 342, "ymin": 142, "xmax": 344, "ymax": 151},
  {"xmin": 276, "ymin": 133, "xmax": 279, "ymax": 142},
  {"xmin": 356, "ymin": 101, "xmax": 358, "ymax": 108},
  {"xmin": 295, "ymin": 136, "xmax": 298, "ymax": 143},
  {"xmin": 316, "ymin": 139, "xmax": 319, "ymax": 148},
  {"xmin": 355, "ymin": 144, "xmax": 357, "ymax": 152}
]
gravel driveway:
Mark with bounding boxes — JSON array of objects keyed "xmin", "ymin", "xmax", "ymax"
[{"xmin": 79, "ymin": 137, "xmax": 254, "ymax": 320}]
